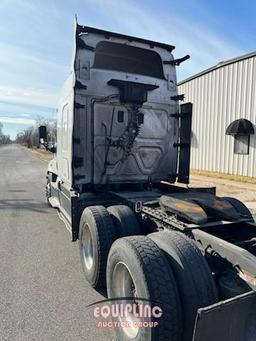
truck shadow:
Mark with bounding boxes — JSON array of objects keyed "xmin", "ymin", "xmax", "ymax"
[
  {"xmin": 0, "ymin": 199, "xmax": 50, "ymax": 213},
  {"xmin": 95, "ymin": 287, "xmax": 108, "ymax": 298}
]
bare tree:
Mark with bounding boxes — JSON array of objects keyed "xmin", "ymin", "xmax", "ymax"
[
  {"xmin": 0, "ymin": 122, "xmax": 12, "ymax": 145},
  {"xmin": 15, "ymin": 118, "xmax": 57, "ymax": 148},
  {"xmin": 15, "ymin": 126, "xmax": 34, "ymax": 147}
]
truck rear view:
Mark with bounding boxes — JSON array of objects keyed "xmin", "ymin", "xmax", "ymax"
[
  {"xmin": 56, "ymin": 23, "xmax": 187, "ymax": 192},
  {"xmin": 40, "ymin": 20, "xmax": 256, "ymax": 341}
]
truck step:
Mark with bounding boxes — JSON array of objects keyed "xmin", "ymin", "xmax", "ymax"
[{"xmin": 48, "ymin": 196, "xmax": 60, "ymax": 209}]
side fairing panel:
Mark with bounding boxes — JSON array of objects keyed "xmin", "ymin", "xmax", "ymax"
[{"xmin": 56, "ymin": 74, "xmax": 74, "ymax": 187}]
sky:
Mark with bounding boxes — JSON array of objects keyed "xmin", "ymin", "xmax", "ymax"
[{"xmin": 0, "ymin": 0, "xmax": 255, "ymax": 139}]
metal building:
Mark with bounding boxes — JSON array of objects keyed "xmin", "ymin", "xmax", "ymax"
[{"xmin": 178, "ymin": 52, "xmax": 256, "ymax": 178}]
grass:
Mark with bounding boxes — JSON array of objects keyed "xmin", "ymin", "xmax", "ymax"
[
  {"xmin": 20, "ymin": 145, "xmax": 53, "ymax": 162},
  {"xmin": 191, "ymin": 169, "xmax": 256, "ymax": 184}
]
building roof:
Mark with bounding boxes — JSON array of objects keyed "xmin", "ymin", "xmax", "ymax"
[{"xmin": 178, "ymin": 51, "xmax": 256, "ymax": 85}]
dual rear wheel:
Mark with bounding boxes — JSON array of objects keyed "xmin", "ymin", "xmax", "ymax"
[
  {"xmin": 79, "ymin": 205, "xmax": 140, "ymax": 288},
  {"xmin": 79, "ymin": 205, "xmax": 217, "ymax": 341}
]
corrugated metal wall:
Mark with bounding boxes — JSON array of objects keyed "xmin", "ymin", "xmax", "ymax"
[{"xmin": 178, "ymin": 55, "xmax": 256, "ymax": 177}]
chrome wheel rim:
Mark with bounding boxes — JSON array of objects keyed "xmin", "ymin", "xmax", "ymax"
[
  {"xmin": 112, "ymin": 262, "xmax": 140, "ymax": 339},
  {"xmin": 81, "ymin": 224, "xmax": 94, "ymax": 271}
]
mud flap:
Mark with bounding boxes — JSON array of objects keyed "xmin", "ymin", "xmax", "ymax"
[
  {"xmin": 177, "ymin": 102, "xmax": 192, "ymax": 184},
  {"xmin": 193, "ymin": 291, "xmax": 256, "ymax": 341}
]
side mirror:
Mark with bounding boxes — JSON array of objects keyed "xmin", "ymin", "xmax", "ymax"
[{"xmin": 39, "ymin": 125, "xmax": 47, "ymax": 144}]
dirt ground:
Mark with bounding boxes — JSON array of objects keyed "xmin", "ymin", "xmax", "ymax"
[
  {"xmin": 189, "ymin": 174, "xmax": 256, "ymax": 218},
  {"xmin": 21, "ymin": 145, "xmax": 53, "ymax": 162},
  {"xmin": 23, "ymin": 146, "xmax": 256, "ymax": 218}
]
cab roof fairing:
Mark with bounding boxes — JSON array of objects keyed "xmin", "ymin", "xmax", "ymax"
[
  {"xmin": 71, "ymin": 21, "xmax": 177, "ymax": 91},
  {"xmin": 76, "ymin": 24, "xmax": 176, "ymax": 53}
]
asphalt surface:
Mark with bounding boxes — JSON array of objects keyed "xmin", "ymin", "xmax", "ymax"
[{"xmin": 0, "ymin": 145, "xmax": 115, "ymax": 341}]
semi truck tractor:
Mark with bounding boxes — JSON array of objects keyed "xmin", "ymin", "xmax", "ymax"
[{"xmin": 39, "ymin": 19, "xmax": 256, "ymax": 341}]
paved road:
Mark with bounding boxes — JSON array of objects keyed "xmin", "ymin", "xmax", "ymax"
[{"xmin": 0, "ymin": 145, "xmax": 114, "ymax": 341}]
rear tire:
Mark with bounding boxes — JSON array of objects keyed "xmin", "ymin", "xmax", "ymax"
[
  {"xmin": 223, "ymin": 197, "xmax": 254, "ymax": 222},
  {"xmin": 149, "ymin": 231, "xmax": 218, "ymax": 341},
  {"xmin": 79, "ymin": 206, "xmax": 116, "ymax": 288},
  {"xmin": 107, "ymin": 236, "xmax": 182, "ymax": 341},
  {"xmin": 107, "ymin": 205, "xmax": 141, "ymax": 237}
]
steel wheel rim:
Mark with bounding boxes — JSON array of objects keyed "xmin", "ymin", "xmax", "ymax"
[
  {"xmin": 112, "ymin": 262, "xmax": 140, "ymax": 339},
  {"xmin": 81, "ymin": 224, "xmax": 94, "ymax": 271}
]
